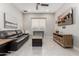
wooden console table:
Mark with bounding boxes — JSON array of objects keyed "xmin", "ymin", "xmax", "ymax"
[{"xmin": 53, "ymin": 33, "xmax": 73, "ymax": 48}]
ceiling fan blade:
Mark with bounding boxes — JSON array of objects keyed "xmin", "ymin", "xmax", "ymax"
[
  {"xmin": 36, "ymin": 3, "xmax": 49, "ymax": 10},
  {"xmin": 36, "ymin": 4, "xmax": 38, "ymax": 10},
  {"xmin": 41, "ymin": 3, "xmax": 49, "ymax": 6},
  {"xmin": 36, "ymin": 3, "xmax": 40, "ymax": 10}
]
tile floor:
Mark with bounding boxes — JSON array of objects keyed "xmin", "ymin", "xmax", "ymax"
[{"xmin": 7, "ymin": 37, "xmax": 79, "ymax": 56}]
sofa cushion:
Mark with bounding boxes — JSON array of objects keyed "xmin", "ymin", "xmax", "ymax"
[
  {"xmin": 15, "ymin": 35, "xmax": 28, "ymax": 42},
  {"xmin": 7, "ymin": 32, "xmax": 16, "ymax": 36}
]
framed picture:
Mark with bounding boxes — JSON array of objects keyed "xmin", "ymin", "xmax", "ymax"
[
  {"xmin": 4, "ymin": 12, "xmax": 18, "ymax": 29},
  {"xmin": 58, "ymin": 8, "xmax": 73, "ymax": 26}
]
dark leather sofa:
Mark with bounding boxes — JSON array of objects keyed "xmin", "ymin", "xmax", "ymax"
[{"xmin": 0, "ymin": 30, "xmax": 29, "ymax": 52}]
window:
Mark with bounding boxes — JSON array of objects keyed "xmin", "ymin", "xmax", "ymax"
[{"xmin": 32, "ymin": 18, "xmax": 46, "ymax": 30}]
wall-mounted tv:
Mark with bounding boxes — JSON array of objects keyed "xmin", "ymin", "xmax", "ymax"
[{"xmin": 57, "ymin": 8, "xmax": 73, "ymax": 26}]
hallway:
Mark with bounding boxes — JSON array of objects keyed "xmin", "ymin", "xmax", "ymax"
[{"xmin": 8, "ymin": 37, "xmax": 79, "ymax": 56}]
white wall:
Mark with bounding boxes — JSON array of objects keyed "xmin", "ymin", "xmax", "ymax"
[
  {"xmin": 0, "ymin": 3, "xmax": 23, "ymax": 31},
  {"xmin": 24, "ymin": 13, "xmax": 55, "ymax": 38},
  {"xmin": 55, "ymin": 3, "xmax": 79, "ymax": 50}
]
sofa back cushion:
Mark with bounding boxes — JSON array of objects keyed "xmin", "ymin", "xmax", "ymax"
[
  {"xmin": 0, "ymin": 30, "xmax": 16, "ymax": 38},
  {"xmin": 0, "ymin": 30, "xmax": 23, "ymax": 39},
  {"xmin": 16, "ymin": 30, "xmax": 22, "ymax": 34},
  {"xmin": 0, "ymin": 31, "xmax": 7, "ymax": 39}
]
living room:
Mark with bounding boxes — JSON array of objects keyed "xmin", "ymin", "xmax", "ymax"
[{"xmin": 0, "ymin": 2, "xmax": 79, "ymax": 56}]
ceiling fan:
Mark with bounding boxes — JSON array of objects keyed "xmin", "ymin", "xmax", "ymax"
[{"xmin": 36, "ymin": 3, "xmax": 49, "ymax": 10}]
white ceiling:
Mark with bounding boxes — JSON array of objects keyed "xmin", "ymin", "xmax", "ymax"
[{"xmin": 13, "ymin": 3, "xmax": 64, "ymax": 13}]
